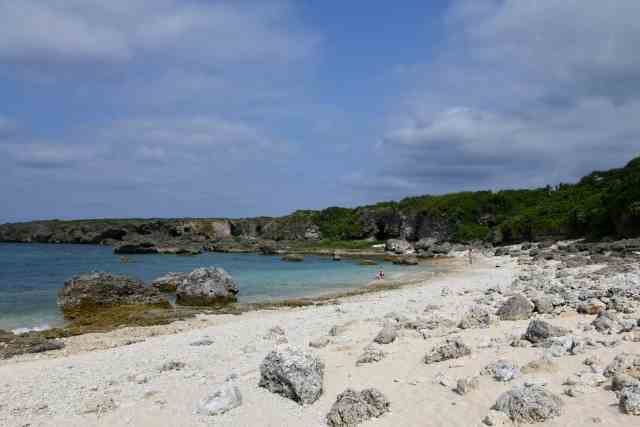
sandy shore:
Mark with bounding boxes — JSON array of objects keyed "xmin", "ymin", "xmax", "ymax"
[{"xmin": 1, "ymin": 252, "xmax": 638, "ymax": 426}]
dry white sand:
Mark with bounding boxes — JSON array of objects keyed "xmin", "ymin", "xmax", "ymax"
[{"xmin": 0, "ymin": 254, "xmax": 638, "ymax": 426}]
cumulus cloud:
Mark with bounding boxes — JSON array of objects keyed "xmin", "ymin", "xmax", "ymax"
[
  {"xmin": 0, "ymin": 0, "xmax": 318, "ymax": 70},
  {"xmin": 374, "ymin": 0, "xmax": 640, "ymax": 194}
]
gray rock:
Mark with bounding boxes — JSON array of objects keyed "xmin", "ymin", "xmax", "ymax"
[
  {"xmin": 483, "ymin": 409, "xmax": 514, "ymax": 426},
  {"xmin": 258, "ymin": 347, "xmax": 324, "ymax": 405},
  {"xmin": 493, "ymin": 385, "xmax": 563, "ymax": 423},
  {"xmin": 151, "ymin": 272, "xmax": 187, "ymax": 292},
  {"xmin": 309, "ymin": 337, "xmax": 331, "ymax": 349},
  {"xmin": 392, "ymin": 256, "xmax": 419, "ymax": 266},
  {"xmin": 385, "ymin": 239, "xmax": 413, "ymax": 254},
  {"xmin": 458, "ymin": 305, "xmax": 498, "ymax": 329},
  {"xmin": 455, "ymin": 376, "xmax": 480, "ymax": 395},
  {"xmin": 373, "ymin": 325, "xmax": 398, "ymax": 344},
  {"xmin": 591, "ymin": 311, "xmax": 622, "ymax": 333},
  {"xmin": 356, "ymin": 347, "xmax": 386, "ymax": 366},
  {"xmin": 326, "ymin": 388, "xmax": 390, "ymax": 427},
  {"xmin": 57, "ymin": 272, "xmax": 168, "ymax": 316},
  {"xmin": 196, "ymin": 380, "xmax": 242, "ymax": 416},
  {"xmin": 604, "ymin": 353, "xmax": 640, "ymax": 380},
  {"xmin": 620, "ymin": 384, "xmax": 640, "ymax": 416},
  {"xmin": 577, "ymin": 299, "xmax": 606, "ymax": 315},
  {"xmin": 424, "ymin": 338, "xmax": 471, "ymax": 364},
  {"xmin": 497, "ymin": 294, "xmax": 534, "ymax": 321},
  {"xmin": 612, "ymin": 373, "xmax": 640, "ymax": 391},
  {"xmin": 532, "ymin": 296, "xmax": 555, "ymax": 314},
  {"xmin": 159, "ymin": 360, "xmax": 186, "ymax": 372},
  {"xmin": 190, "ymin": 338, "xmax": 215, "ymax": 347},
  {"xmin": 487, "ymin": 360, "xmax": 521, "ymax": 382},
  {"xmin": 523, "ymin": 320, "xmax": 569, "ymax": 344},
  {"xmin": 175, "ymin": 267, "xmax": 239, "ymax": 306},
  {"xmin": 0, "ymin": 330, "xmax": 65, "ymax": 359}
]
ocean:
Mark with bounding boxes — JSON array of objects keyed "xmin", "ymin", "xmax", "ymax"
[{"xmin": 0, "ymin": 243, "xmax": 430, "ymax": 332}]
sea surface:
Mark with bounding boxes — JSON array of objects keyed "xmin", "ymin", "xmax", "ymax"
[{"xmin": 0, "ymin": 243, "xmax": 432, "ymax": 332}]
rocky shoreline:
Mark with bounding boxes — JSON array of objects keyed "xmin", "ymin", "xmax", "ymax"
[{"xmin": 1, "ymin": 239, "xmax": 639, "ymax": 425}]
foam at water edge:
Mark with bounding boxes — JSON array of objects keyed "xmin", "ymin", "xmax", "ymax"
[{"xmin": 11, "ymin": 324, "xmax": 51, "ymax": 335}]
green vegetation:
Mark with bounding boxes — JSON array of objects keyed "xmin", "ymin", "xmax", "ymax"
[{"xmin": 295, "ymin": 156, "xmax": 640, "ymax": 243}]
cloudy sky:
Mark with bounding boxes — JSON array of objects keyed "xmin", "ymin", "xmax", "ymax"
[{"xmin": 1, "ymin": 0, "xmax": 639, "ymax": 222}]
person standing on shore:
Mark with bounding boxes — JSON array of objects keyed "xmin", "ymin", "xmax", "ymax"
[{"xmin": 468, "ymin": 248, "xmax": 473, "ymax": 265}]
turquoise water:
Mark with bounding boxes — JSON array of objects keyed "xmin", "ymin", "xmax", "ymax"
[{"xmin": 0, "ymin": 243, "xmax": 429, "ymax": 332}]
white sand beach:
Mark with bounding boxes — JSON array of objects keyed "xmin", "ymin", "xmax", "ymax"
[{"xmin": 1, "ymin": 251, "xmax": 639, "ymax": 427}]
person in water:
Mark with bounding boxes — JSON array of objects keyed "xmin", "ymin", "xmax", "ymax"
[{"xmin": 376, "ymin": 268, "xmax": 385, "ymax": 280}]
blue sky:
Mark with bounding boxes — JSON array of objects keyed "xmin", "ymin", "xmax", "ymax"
[{"xmin": 1, "ymin": 0, "xmax": 639, "ymax": 222}]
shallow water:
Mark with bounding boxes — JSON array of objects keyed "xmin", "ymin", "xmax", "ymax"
[{"xmin": 0, "ymin": 243, "xmax": 431, "ymax": 332}]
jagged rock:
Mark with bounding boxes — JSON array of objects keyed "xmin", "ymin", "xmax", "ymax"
[
  {"xmin": 497, "ymin": 294, "xmax": 534, "ymax": 321},
  {"xmin": 591, "ymin": 311, "xmax": 622, "ymax": 333},
  {"xmin": 620, "ymin": 384, "xmax": 640, "ymax": 415},
  {"xmin": 424, "ymin": 338, "xmax": 471, "ymax": 364},
  {"xmin": 392, "ymin": 256, "xmax": 419, "ymax": 266},
  {"xmin": 483, "ymin": 360, "xmax": 520, "ymax": 382},
  {"xmin": 459, "ymin": 305, "xmax": 498, "ymax": 329},
  {"xmin": 0, "ymin": 330, "xmax": 65, "ymax": 359},
  {"xmin": 258, "ymin": 347, "xmax": 324, "ymax": 405},
  {"xmin": 604, "ymin": 353, "xmax": 640, "ymax": 380},
  {"xmin": 385, "ymin": 239, "xmax": 412, "ymax": 254},
  {"xmin": 493, "ymin": 385, "xmax": 563, "ymax": 423},
  {"xmin": 175, "ymin": 267, "xmax": 239, "ymax": 306},
  {"xmin": 415, "ymin": 237, "xmax": 437, "ymax": 251},
  {"xmin": 542, "ymin": 336, "xmax": 577, "ymax": 357},
  {"xmin": 259, "ymin": 240, "xmax": 278, "ymax": 255},
  {"xmin": 196, "ymin": 379, "xmax": 242, "ymax": 416},
  {"xmin": 282, "ymin": 254, "xmax": 304, "ymax": 262},
  {"xmin": 57, "ymin": 272, "xmax": 168, "ymax": 318},
  {"xmin": 531, "ymin": 296, "xmax": 554, "ymax": 314},
  {"xmin": 326, "ymin": 388, "xmax": 390, "ymax": 427},
  {"xmin": 577, "ymin": 299, "xmax": 607, "ymax": 315},
  {"xmin": 523, "ymin": 320, "xmax": 569, "ymax": 344},
  {"xmin": 151, "ymin": 272, "xmax": 187, "ymax": 292},
  {"xmin": 309, "ymin": 337, "xmax": 331, "ymax": 349},
  {"xmin": 373, "ymin": 324, "xmax": 398, "ymax": 344},
  {"xmin": 356, "ymin": 347, "xmax": 386, "ymax": 366},
  {"xmin": 612, "ymin": 374, "xmax": 640, "ymax": 391},
  {"xmin": 455, "ymin": 376, "xmax": 480, "ymax": 395}
]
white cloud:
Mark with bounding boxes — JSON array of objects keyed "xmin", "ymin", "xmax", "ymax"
[
  {"xmin": 374, "ymin": 0, "xmax": 640, "ymax": 194},
  {"xmin": 0, "ymin": 0, "xmax": 319, "ymax": 69}
]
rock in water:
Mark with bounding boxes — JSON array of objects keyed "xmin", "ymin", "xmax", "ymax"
[
  {"xmin": 326, "ymin": 388, "xmax": 390, "ymax": 427},
  {"xmin": 57, "ymin": 272, "xmax": 168, "ymax": 318},
  {"xmin": 196, "ymin": 380, "xmax": 242, "ymax": 416},
  {"xmin": 522, "ymin": 320, "xmax": 569, "ymax": 344},
  {"xmin": 493, "ymin": 385, "xmax": 563, "ymax": 423},
  {"xmin": 258, "ymin": 347, "xmax": 324, "ymax": 405},
  {"xmin": 175, "ymin": 267, "xmax": 239, "ymax": 306},
  {"xmin": 392, "ymin": 256, "xmax": 419, "ymax": 266},
  {"xmin": 151, "ymin": 272, "xmax": 187, "ymax": 292},
  {"xmin": 424, "ymin": 338, "xmax": 471, "ymax": 364},
  {"xmin": 496, "ymin": 294, "xmax": 534, "ymax": 320},
  {"xmin": 282, "ymin": 254, "xmax": 304, "ymax": 262}
]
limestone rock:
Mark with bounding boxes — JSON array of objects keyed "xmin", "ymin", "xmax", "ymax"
[
  {"xmin": 373, "ymin": 324, "xmax": 398, "ymax": 344},
  {"xmin": 424, "ymin": 338, "xmax": 471, "ymax": 364},
  {"xmin": 459, "ymin": 305, "xmax": 498, "ymax": 329},
  {"xmin": 58, "ymin": 272, "xmax": 168, "ymax": 317},
  {"xmin": 385, "ymin": 239, "xmax": 412, "ymax": 254},
  {"xmin": 493, "ymin": 385, "xmax": 563, "ymax": 423},
  {"xmin": 523, "ymin": 320, "xmax": 569, "ymax": 344},
  {"xmin": 497, "ymin": 294, "xmax": 534, "ymax": 321},
  {"xmin": 258, "ymin": 347, "xmax": 324, "ymax": 405},
  {"xmin": 326, "ymin": 388, "xmax": 390, "ymax": 427},
  {"xmin": 455, "ymin": 376, "xmax": 480, "ymax": 395},
  {"xmin": 175, "ymin": 267, "xmax": 239, "ymax": 306},
  {"xmin": 620, "ymin": 384, "xmax": 640, "ymax": 416},
  {"xmin": 0, "ymin": 330, "xmax": 65, "ymax": 359},
  {"xmin": 356, "ymin": 347, "xmax": 386, "ymax": 366},
  {"xmin": 604, "ymin": 353, "xmax": 640, "ymax": 380},
  {"xmin": 196, "ymin": 380, "xmax": 242, "ymax": 416},
  {"xmin": 151, "ymin": 272, "xmax": 187, "ymax": 292}
]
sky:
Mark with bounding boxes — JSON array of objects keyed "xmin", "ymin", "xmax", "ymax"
[{"xmin": 1, "ymin": 0, "xmax": 639, "ymax": 222}]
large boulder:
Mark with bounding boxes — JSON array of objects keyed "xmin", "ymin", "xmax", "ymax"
[
  {"xmin": 258, "ymin": 347, "xmax": 324, "ymax": 405},
  {"xmin": 57, "ymin": 272, "xmax": 168, "ymax": 318},
  {"xmin": 523, "ymin": 320, "xmax": 569, "ymax": 344},
  {"xmin": 326, "ymin": 388, "xmax": 390, "ymax": 427},
  {"xmin": 175, "ymin": 267, "xmax": 239, "ymax": 306},
  {"xmin": 385, "ymin": 239, "xmax": 413, "ymax": 254},
  {"xmin": 151, "ymin": 272, "xmax": 188, "ymax": 292},
  {"xmin": 415, "ymin": 237, "xmax": 437, "ymax": 252},
  {"xmin": 496, "ymin": 294, "xmax": 534, "ymax": 321},
  {"xmin": 493, "ymin": 385, "xmax": 563, "ymax": 423}
]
